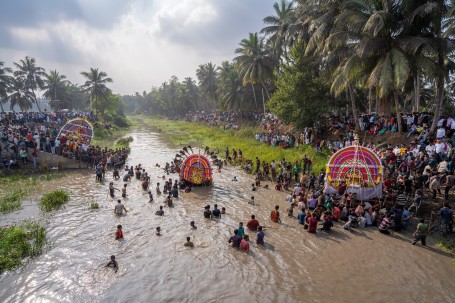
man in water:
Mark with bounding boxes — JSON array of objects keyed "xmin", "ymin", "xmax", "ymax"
[
  {"xmin": 248, "ymin": 196, "xmax": 255, "ymax": 205},
  {"xmin": 115, "ymin": 225, "xmax": 123, "ymax": 240},
  {"xmin": 240, "ymin": 235, "xmax": 250, "ymax": 252},
  {"xmin": 105, "ymin": 255, "xmax": 118, "ymax": 273},
  {"xmin": 148, "ymin": 191, "xmax": 154, "ymax": 202},
  {"xmin": 204, "ymin": 205, "xmax": 212, "ymax": 218},
  {"xmin": 166, "ymin": 194, "xmax": 173, "ymax": 207},
  {"xmin": 412, "ymin": 218, "xmax": 429, "ymax": 246},
  {"xmin": 256, "ymin": 226, "xmax": 265, "ymax": 245},
  {"xmin": 184, "ymin": 236, "xmax": 194, "ymax": 247},
  {"xmin": 228, "ymin": 229, "xmax": 242, "ymax": 248},
  {"xmin": 212, "ymin": 204, "xmax": 221, "ymax": 218},
  {"xmin": 190, "ymin": 221, "xmax": 197, "ymax": 229},
  {"xmin": 122, "ymin": 173, "xmax": 131, "ymax": 182},
  {"xmin": 271, "ymin": 205, "xmax": 281, "ymax": 223},
  {"xmin": 156, "ymin": 226, "xmax": 162, "ymax": 236},
  {"xmin": 155, "ymin": 206, "xmax": 164, "ymax": 216},
  {"xmin": 247, "ymin": 215, "xmax": 260, "ymax": 231},
  {"xmin": 114, "ymin": 200, "xmax": 127, "ymax": 215},
  {"xmin": 237, "ymin": 222, "xmax": 245, "ymax": 238}
]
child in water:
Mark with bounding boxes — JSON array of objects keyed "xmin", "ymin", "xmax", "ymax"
[
  {"xmin": 105, "ymin": 255, "xmax": 119, "ymax": 273},
  {"xmin": 122, "ymin": 184, "xmax": 128, "ymax": 198}
]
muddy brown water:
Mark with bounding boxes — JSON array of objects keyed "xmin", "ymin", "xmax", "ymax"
[{"xmin": 1, "ymin": 128, "xmax": 454, "ymax": 303}]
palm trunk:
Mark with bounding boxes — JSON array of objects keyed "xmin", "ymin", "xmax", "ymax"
[
  {"xmin": 260, "ymin": 80, "xmax": 270, "ymax": 100},
  {"xmin": 0, "ymin": 102, "xmax": 4, "ymax": 112},
  {"xmin": 32, "ymin": 88, "xmax": 42, "ymax": 112},
  {"xmin": 394, "ymin": 92, "xmax": 403, "ymax": 133},
  {"xmin": 250, "ymin": 83, "xmax": 258, "ymax": 110},
  {"xmin": 348, "ymin": 86, "xmax": 360, "ymax": 133},
  {"xmin": 430, "ymin": 13, "xmax": 445, "ymax": 135},
  {"xmin": 368, "ymin": 88, "xmax": 373, "ymax": 114},
  {"xmin": 414, "ymin": 71, "xmax": 421, "ymax": 112}
]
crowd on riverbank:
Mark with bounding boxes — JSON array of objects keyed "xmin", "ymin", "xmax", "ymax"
[{"xmin": 0, "ymin": 111, "xmax": 126, "ymax": 170}]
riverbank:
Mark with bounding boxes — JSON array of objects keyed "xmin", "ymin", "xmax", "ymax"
[{"xmin": 129, "ymin": 115, "xmax": 329, "ymax": 172}]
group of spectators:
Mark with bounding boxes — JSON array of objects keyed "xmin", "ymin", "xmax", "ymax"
[{"xmin": 0, "ymin": 111, "xmax": 127, "ymax": 170}]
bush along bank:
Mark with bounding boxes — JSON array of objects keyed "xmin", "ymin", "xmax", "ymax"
[
  {"xmin": 39, "ymin": 190, "xmax": 70, "ymax": 212},
  {"xmin": 0, "ymin": 221, "xmax": 46, "ymax": 272}
]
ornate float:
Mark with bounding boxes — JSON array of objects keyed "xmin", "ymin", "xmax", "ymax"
[
  {"xmin": 324, "ymin": 145, "xmax": 383, "ymax": 200},
  {"xmin": 58, "ymin": 118, "xmax": 94, "ymax": 144},
  {"xmin": 176, "ymin": 146, "xmax": 214, "ymax": 186}
]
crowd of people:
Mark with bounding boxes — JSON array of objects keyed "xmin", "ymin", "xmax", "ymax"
[{"xmin": 0, "ymin": 111, "xmax": 128, "ymax": 170}]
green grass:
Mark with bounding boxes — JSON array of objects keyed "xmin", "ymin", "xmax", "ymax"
[
  {"xmin": 0, "ymin": 188, "xmax": 27, "ymax": 213},
  {"xmin": 0, "ymin": 221, "xmax": 46, "ymax": 272},
  {"xmin": 92, "ymin": 125, "xmax": 130, "ymax": 149},
  {"xmin": 436, "ymin": 238, "xmax": 455, "ymax": 260},
  {"xmin": 129, "ymin": 115, "xmax": 330, "ymax": 172},
  {"xmin": 113, "ymin": 136, "xmax": 133, "ymax": 150},
  {"xmin": 39, "ymin": 190, "xmax": 70, "ymax": 212},
  {"xmin": 0, "ymin": 172, "xmax": 65, "ymax": 214},
  {"xmin": 89, "ymin": 201, "xmax": 100, "ymax": 209}
]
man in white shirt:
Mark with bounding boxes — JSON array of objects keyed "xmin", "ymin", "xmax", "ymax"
[{"xmin": 436, "ymin": 127, "xmax": 445, "ymax": 139}]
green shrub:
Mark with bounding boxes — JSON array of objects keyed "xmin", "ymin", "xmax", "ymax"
[
  {"xmin": 39, "ymin": 190, "xmax": 70, "ymax": 212},
  {"xmin": 0, "ymin": 188, "xmax": 26, "ymax": 213},
  {"xmin": 113, "ymin": 136, "xmax": 133, "ymax": 149},
  {"xmin": 0, "ymin": 222, "xmax": 46, "ymax": 272},
  {"xmin": 90, "ymin": 201, "xmax": 100, "ymax": 209}
]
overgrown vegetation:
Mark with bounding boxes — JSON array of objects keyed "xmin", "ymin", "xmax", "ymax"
[
  {"xmin": 0, "ymin": 172, "xmax": 65, "ymax": 214},
  {"xmin": 39, "ymin": 190, "xmax": 70, "ymax": 212},
  {"xmin": 89, "ymin": 201, "xmax": 100, "ymax": 209},
  {"xmin": 436, "ymin": 238, "xmax": 455, "ymax": 260},
  {"xmin": 113, "ymin": 136, "xmax": 133, "ymax": 150},
  {"xmin": 132, "ymin": 116, "xmax": 328, "ymax": 172},
  {"xmin": 0, "ymin": 221, "xmax": 46, "ymax": 272},
  {"xmin": 91, "ymin": 125, "xmax": 130, "ymax": 149}
]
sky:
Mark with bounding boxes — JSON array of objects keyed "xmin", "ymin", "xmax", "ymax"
[{"xmin": 0, "ymin": 0, "xmax": 276, "ymax": 95}]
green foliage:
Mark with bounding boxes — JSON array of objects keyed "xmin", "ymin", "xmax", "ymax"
[
  {"xmin": 267, "ymin": 42, "xmax": 339, "ymax": 129},
  {"xmin": 39, "ymin": 190, "xmax": 70, "ymax": 212},
  {"xmin": 0, "ymin": 188, "xmax": 26, "ymax": 213},
  {"xmin": 0, "ymin": 221, "xmax": 46, "ymax": 272},
  {"xmin": 90, "ymin": 201, "xmax": 100, "ymax": 209},
  {"xmin": 113, "ymin": 136, "xmax": 133, "ymax": 149}
]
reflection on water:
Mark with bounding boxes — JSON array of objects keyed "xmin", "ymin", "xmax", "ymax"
[{"xmin": 1, "ymin": 128, "xmax": 454, "ymax": 303}]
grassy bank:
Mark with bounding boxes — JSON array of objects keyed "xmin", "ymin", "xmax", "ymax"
[
  {"xmin": 130, "ymin": 115, "xmax": 329, "ymax": 172},
  {"xmin": 0, "ymin": 221, "xmax": 46, "ymax": 272},
  {"xmin": 113, "ymin": 136, "xmax": 133, "ymax": 150},
  {"xmin": 39, "ymin": 190, "xmax": 70, "ymax": 212},
  {"xmin": 92, "ymin": 126, "xmax": 130, "ymax": 149},
  {"xmin": 436, "ymin": 238, "xmax": 455, "ymax": 261},
  {"xmin": 0, "ymin": 172, "xmax": 65, "ymax": 214}
]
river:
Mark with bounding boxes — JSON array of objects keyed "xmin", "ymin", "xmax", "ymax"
[{"xmin": 1, "ymin": 127, "xmax": 454, "ymax": 303}]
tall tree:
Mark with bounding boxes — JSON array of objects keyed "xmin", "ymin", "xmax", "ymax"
[
  {"xmin": 234, "ymin": 32, "xmax": 274, "ymax": 109},
  {"xmin": 13, "ymin": 56, "xmax": 46, "ymax": 112},
  {"xmin": 0, "ymin": 61, "xmax": 13, "ymax": 112},
  {"xmin": 261, "ymin": 0, "xmax": 297, "ymax": 69},
  {"xmin": 80, "ymin": 68, "xmax": 113, "ymax": 115},
  {"xmin": 217, "ymin": 61, "xmax": 247, "ymax": 111},
  {"xmin": 196, "ymin": 62, "xmax": 218, "ymax": 110},
  {"xmin": 43, "ymin": 69, "xmax": 69, "ymax": 110},
  {"xmin": 9, "ymin": 77, "xmax": 34, "ymax": 112}
]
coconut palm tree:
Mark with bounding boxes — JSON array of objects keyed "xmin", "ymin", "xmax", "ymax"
[
  {"xmin": 217, "ymin": 61, "xmax": 246, "ymax": 111},
  {"xmin": 196, "ymin": 62, "xmax": 218, "ymax": 109},
  {"xmin": 43, "ymin": 70, "xmax": 70, "ymax": 110},
  {"xmin": 234, "ymin": 32, "xmax": 274, "ymax": 109},
  {"xmin": 261, "ymin": 0, "xmax": 297, "ymax": 68},
  {"xmin": 9, "ymin": 77, "xmax": 34, "ymax": 111},
  {"xmin": 80, "ymin": 68, "xmax": 113, "ymax": 115},
  {"xmin": 182, "ymin": 77, "xmax": 200, "ymax": 111},
  {"xmin": 13, "ymin": 56, "xmax": 46, "ymax": 112},
  {"xmin": 0, "ymin": 61, "xmax": 13, "ymax": 112}
]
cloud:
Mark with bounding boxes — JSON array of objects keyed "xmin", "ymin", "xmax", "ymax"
[{"xmin": 1, "ymin": 0, "xmax": 276, "ymax": 94}]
